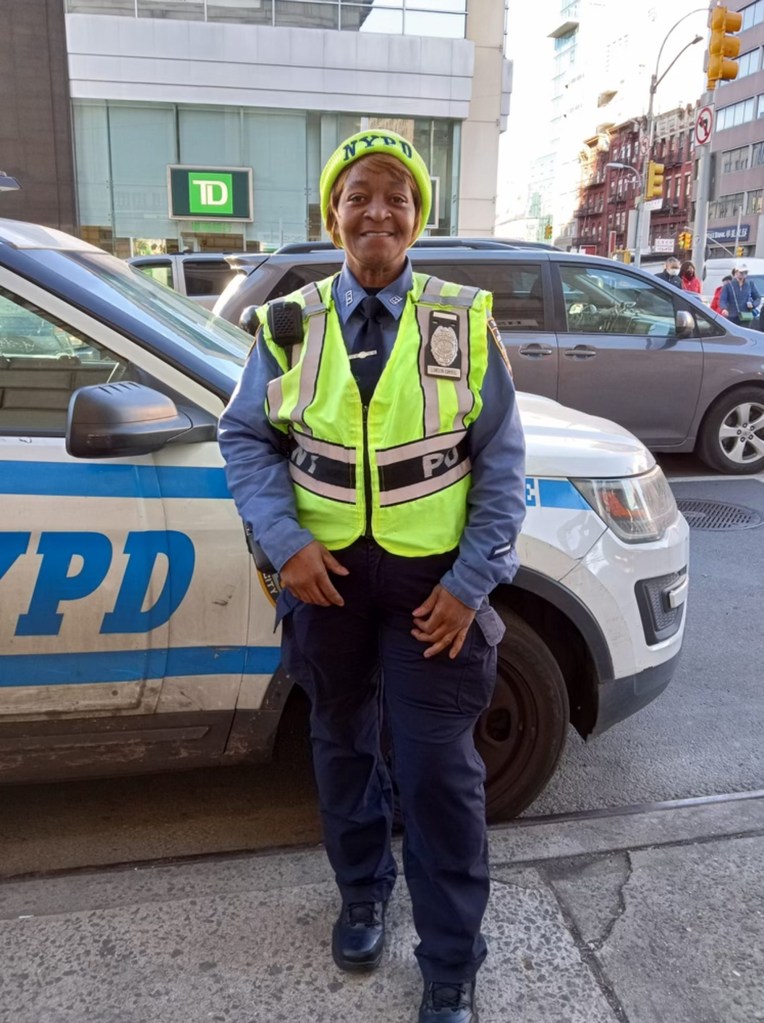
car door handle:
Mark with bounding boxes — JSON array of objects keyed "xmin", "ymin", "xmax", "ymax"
[
  {"xmin": 564, "ymin": 345, "xmax": 597, "ymax": 360},
  {"xmin": 518, "ymin": 343, "xmax": 553, "ymax": 358}
]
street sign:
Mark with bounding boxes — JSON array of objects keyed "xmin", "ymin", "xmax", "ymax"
[
  {"xmin": 643, "ymin": 198, "xmax": 664, "ymax": 212},
  {"xmin": 168, "ymin": 166, "xmax": 253, "ymax": 221},
  {"xmin": 654, "ymin": 237, "xmax": 675, "ymax": 253},
  {"xmin": 694, "ymin": 107, "xmax": 713, "ymax": 146}
]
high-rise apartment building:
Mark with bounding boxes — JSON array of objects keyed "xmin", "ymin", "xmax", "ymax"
[{"xmin": 704, "ymin": 0, "xmax": 764, "ymax": 258}]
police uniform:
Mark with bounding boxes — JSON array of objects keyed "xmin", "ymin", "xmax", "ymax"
[{"xmin": 219, "ymin": 130, "xmax": 526, "ymax": 1014}]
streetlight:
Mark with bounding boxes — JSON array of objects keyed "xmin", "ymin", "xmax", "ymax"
[
  {"xmin": 0, "ymin": 172, "xmax": 21, "ymax": 192},
  {"xmin": 635, "ymin": 11, "xmax": 705, "ymax": 267}
]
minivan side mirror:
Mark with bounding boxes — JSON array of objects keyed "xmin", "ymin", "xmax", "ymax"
[{"xmin": 675, "ymin": 309, "xmax": 695, "ymax": 339}]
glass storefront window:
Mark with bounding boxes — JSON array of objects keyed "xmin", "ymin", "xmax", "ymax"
[{"xmin": 73, "ymin": 101, "xmax": 459, "ymax": 253}]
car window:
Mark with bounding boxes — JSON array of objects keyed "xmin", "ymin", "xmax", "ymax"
[
  {"xmin": 559, "ymin": 264, "xmax": 678, "ymax": 338},
  {"xmin": 133, "ymin": 260, "xmax": 173, "ymax": 289},
  {"xmin": 264, "ymin": 264, "xmax": 341, "ymax": 302},
  {"xmin": 0, "ymin": 290, "xmax": 127, "ymax": 436},
  {"xmin": 184, "ymin": 260, "xmax": 238, "ymax": 298},
  {"xmin": 417, "ymin": 262, "xmax": 547, "ymax": 332}
]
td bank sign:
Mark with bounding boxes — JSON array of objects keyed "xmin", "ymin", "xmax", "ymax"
[{"xmin": 168, "ymin": 166, "xmax": 253, "ymax": 221}]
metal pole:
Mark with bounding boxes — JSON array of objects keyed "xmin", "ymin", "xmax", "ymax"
[
  {"xmin": 692, "ymin": 88, "xmax": 715, "ymax": 273},
  {"xmin": 734, "ymin": 206, "xmax": 742, "ymax": 254},
  {"xmin": 634, "ymin": 80, "xmax": 658, "ymax": 269}
]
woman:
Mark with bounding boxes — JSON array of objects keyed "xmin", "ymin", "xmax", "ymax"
[
  {"xmin": 711, "ymin": 275, "xmax": 732, "ymax": 313},
  {"xmin": 679, "ymin": 260, "xmax": 701, "ymax": 294},
  {"xmin": 719, "ymin": 265, "xmax": 761, "ymax": 325},
  {"xmin": 219, "ymin": 130, "xmax": 526, "ymax": 1023}
]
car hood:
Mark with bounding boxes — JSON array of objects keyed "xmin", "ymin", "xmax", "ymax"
[{"xmin": 517, "ymin": 393, "xmax": 654, "ymax": 479}]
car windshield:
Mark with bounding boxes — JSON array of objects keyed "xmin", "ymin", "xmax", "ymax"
[{"xmin": 20, "ymin": 249, "xmax": 250, "ymax": 372}]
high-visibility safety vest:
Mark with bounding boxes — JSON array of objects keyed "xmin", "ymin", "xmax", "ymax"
[{"xmin": 260, "ymin": 272, "xmax": 493, "ymax": 557}]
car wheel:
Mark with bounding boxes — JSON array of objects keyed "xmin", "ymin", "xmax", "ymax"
[
  {"xmin": 477, "ymin": 605, "xmax": 569, "ymax": 822},
  {"xmin": 697, "ymin": 387, "xmax": 764, "ymax": 474}
]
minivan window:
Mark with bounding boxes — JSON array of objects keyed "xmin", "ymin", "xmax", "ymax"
[
  {"xmin": 417, "ymin": 262, "xmax": 547, "ymax": 332},
  {"xmin": 265, "ymin": 264, "xmax": 341, "ymax": 302},
  {"xmin": 184, "ymin": 260, "xmax": 238, "ymax": 298},
  {"xmin": 559, "ymin": 264, "xmax": 677, "ymax": 338}
]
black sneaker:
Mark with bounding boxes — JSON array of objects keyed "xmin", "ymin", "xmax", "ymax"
[
  {"xmin": 418, "ymin": 981, "xmax": 477, "ymax": 1023},
  {"xmin": 331, "ymin": 901, "xmax": 386, "ymax": 972}
]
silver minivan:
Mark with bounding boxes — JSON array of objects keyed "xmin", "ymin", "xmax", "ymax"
[{"xmin": 215, "ymin": 242, "xmax": 764, "ymax": 475}]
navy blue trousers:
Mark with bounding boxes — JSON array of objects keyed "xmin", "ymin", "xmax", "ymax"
[{"xmin": 279, "ymin": 538, "xmax": 499, "ymax": 982}]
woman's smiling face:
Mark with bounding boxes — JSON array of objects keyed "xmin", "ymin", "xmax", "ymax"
[{"xmin": 334, "ymin": 157, "xmax": 418, "ymax": 287}]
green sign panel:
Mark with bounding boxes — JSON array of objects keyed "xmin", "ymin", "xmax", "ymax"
[{"xmin": 168, "ymin": 166, "xmax": 252, "ymax": 221}]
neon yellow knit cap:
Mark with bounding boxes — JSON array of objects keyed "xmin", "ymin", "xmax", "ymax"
[{"xmin": 319, "ymin": 130, "xmax": 432, "ymax": 239}]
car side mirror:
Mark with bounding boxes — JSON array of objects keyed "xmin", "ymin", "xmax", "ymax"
[
  {"xmin": 675, "ymin": 309, "xmax": 695, "ymax": 339},
  {"xmin": 66, "ymin": 381, "xmax": 193, "ymax": 458}
]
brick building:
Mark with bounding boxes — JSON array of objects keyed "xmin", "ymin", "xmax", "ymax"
[{"xmin": 573, "ymin": 105, "xmax": 696, "ymax": 260}]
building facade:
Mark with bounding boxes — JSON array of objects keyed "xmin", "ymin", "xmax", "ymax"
[
  {"xmin": 704, "ymin": 0, "xmax": 764, "ymax": 258},
  {"xmin": 573, "ymin": 106, "xmax": 695, "ymax": 261},
  {"xmin": 1, "ymin": 0, "xmax": 510, "ymax": 255},
  {"xmin": 497, "ymin": 0, "xmax": 707, "ymax": 248}
]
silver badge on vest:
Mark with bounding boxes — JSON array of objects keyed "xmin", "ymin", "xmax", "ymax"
[{"xmin": 425, "ymin": 311, "xmax": 462, "ymax": 379}]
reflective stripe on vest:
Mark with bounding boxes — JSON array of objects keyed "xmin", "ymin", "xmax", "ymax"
[
  {"xmin": 375, "ymin": 429, "xmax": 470, "ymax": 506},
  {"xmin": 288, "ymin": 432, "xmax": 356, "ymax": 503},
  {"xmin": 415, "ymin": 277, "xmax": 479, "ymax": 436},
  {"xmin": 265, "ymin": 281, "xmax": 326, "ymax": 437}
]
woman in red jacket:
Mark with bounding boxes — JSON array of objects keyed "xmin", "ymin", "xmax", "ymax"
[
  {"xmin": 711, "ymin": 275, "xmax": 733, "ymax": 313},
  {"xmin": 680, "ymin": 260, "xmax": 701, "ymax": 294}
]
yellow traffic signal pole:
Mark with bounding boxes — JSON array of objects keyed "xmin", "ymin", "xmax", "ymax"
[
  {"xmin": 693, "ymin": 4, "xmax": 742, "ymax": 272},
  {"xmin": 637, "ymin": 10, "xmax": 705, "ymax": 267}
]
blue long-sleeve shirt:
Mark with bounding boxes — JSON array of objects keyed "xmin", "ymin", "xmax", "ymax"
[
  {"xmin": 719, "ymin": 277, "xmax": 761, "ymax": 318},
  {"xmin": 218, "ymin": 259, "xmax": 527, "ymax": 609}
]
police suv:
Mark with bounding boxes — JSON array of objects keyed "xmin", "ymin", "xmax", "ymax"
[{"xmin": 0, "ymin": 221, "xmax": 689, "ymax": 819}]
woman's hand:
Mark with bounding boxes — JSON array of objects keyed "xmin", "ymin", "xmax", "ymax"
[
  {"xmin": 280, "ymin": 541, "xmax": 349, "ymax": 606},
  {"xmin": 411, "ymin": 584, "xmax": 476, "ymax": 659}
]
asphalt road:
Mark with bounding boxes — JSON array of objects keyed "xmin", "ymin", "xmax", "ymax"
[{"xmin": 2, "ymin": 457, "xmax": 763, "ymax": 877}]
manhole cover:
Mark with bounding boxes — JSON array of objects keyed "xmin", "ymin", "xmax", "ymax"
[{"xmin": 676, "ymin": 499, "xmax": 763, "ymax": 531}]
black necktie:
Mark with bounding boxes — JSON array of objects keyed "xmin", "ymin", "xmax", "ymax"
[{"xmin": 352, "ymin": 296, "xmax": 385, "ymax": 405}]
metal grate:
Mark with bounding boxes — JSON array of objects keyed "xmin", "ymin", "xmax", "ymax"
[{"xmin": 676, "ymin": 499, "xmax": 763, "ymax": 531}]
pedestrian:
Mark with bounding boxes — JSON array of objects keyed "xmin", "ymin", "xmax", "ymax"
[
  {"xmin": 219, "ymin": 129, "xmax": 526, "ymax": 1023},
  {"xmin": 719, "ymin": 264, "xmax": 761, "ymax": 325},
  {"xmin": 655, "ymin": 256, "xmax": 683, "ymax": 288},
  {"xmin": 711, "ymin": 274, "xmax": 732, "ymax": 313},
  {"xmin": 679, "ymin": 260, "xmax": 701, "ymax": 294}
]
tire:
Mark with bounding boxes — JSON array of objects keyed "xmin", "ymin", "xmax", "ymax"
[
  {"xmin": 697, "ymin": 387, "xmax": 764, "ymax": 474},
  {"xmin": 477, "ymin": 605, "xmax": 569, "ymax": 822}
]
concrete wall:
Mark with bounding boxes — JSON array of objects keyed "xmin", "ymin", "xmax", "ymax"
[
  {"xmin": 65, "ymin": 14, "xmax": 474, "ymax": 120},
  {"xmin": 0, "ymin": 0, "xmax": 77, "ymax": 232},
  {"xmin": 458, "ymin": 0, "xmax": 507, "ymax": 235}
]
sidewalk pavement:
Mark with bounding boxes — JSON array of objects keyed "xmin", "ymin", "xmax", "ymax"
[{"xmin": 0, "ymin": 794, "xmax": 762, "ymax": 1023}]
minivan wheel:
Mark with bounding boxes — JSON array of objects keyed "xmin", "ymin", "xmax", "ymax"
[
  {"xmin": 697, "ymin": 387, "xmax": 764, "ymax": 474},
  {"xmin": 477, "ymin": 606, "xmax": 569, "ymax": 822}
]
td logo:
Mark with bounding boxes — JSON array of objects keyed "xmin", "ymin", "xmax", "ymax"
[{"xmin": 189, "ymin": 172, "xmax": 233, "ymax": 215}]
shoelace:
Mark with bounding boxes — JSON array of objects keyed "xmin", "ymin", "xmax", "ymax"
[
  {"xmin": 346, "ymin": 902, "xmax": 379, "ymax": 927},
  {"xmin": 427, "ymin": 982, "xmax": 471, "ymax": 1010}
]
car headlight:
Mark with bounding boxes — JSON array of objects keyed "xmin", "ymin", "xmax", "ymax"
[{"xmin": 571, "ymin": 465, "xmax": 678, "ymax": 543}]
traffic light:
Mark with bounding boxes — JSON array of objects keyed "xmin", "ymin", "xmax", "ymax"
[
  {"xmin": 707, "ymin": 4, "xmax": 743, "ymax": 90},
  {"xmin": 544, "ymin": 223, "xmax": 553, "ymax": 240},
  {"xmin": 736, "ymin": 246, "xmax": 745, "ymax": 257},
  {"xmin": 678, "ymin": 231, "xmax": 692, "ymax": 249},
  {"xmin": 646, "ymin": 161, "xmax": 665, "ymax": 200}
]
